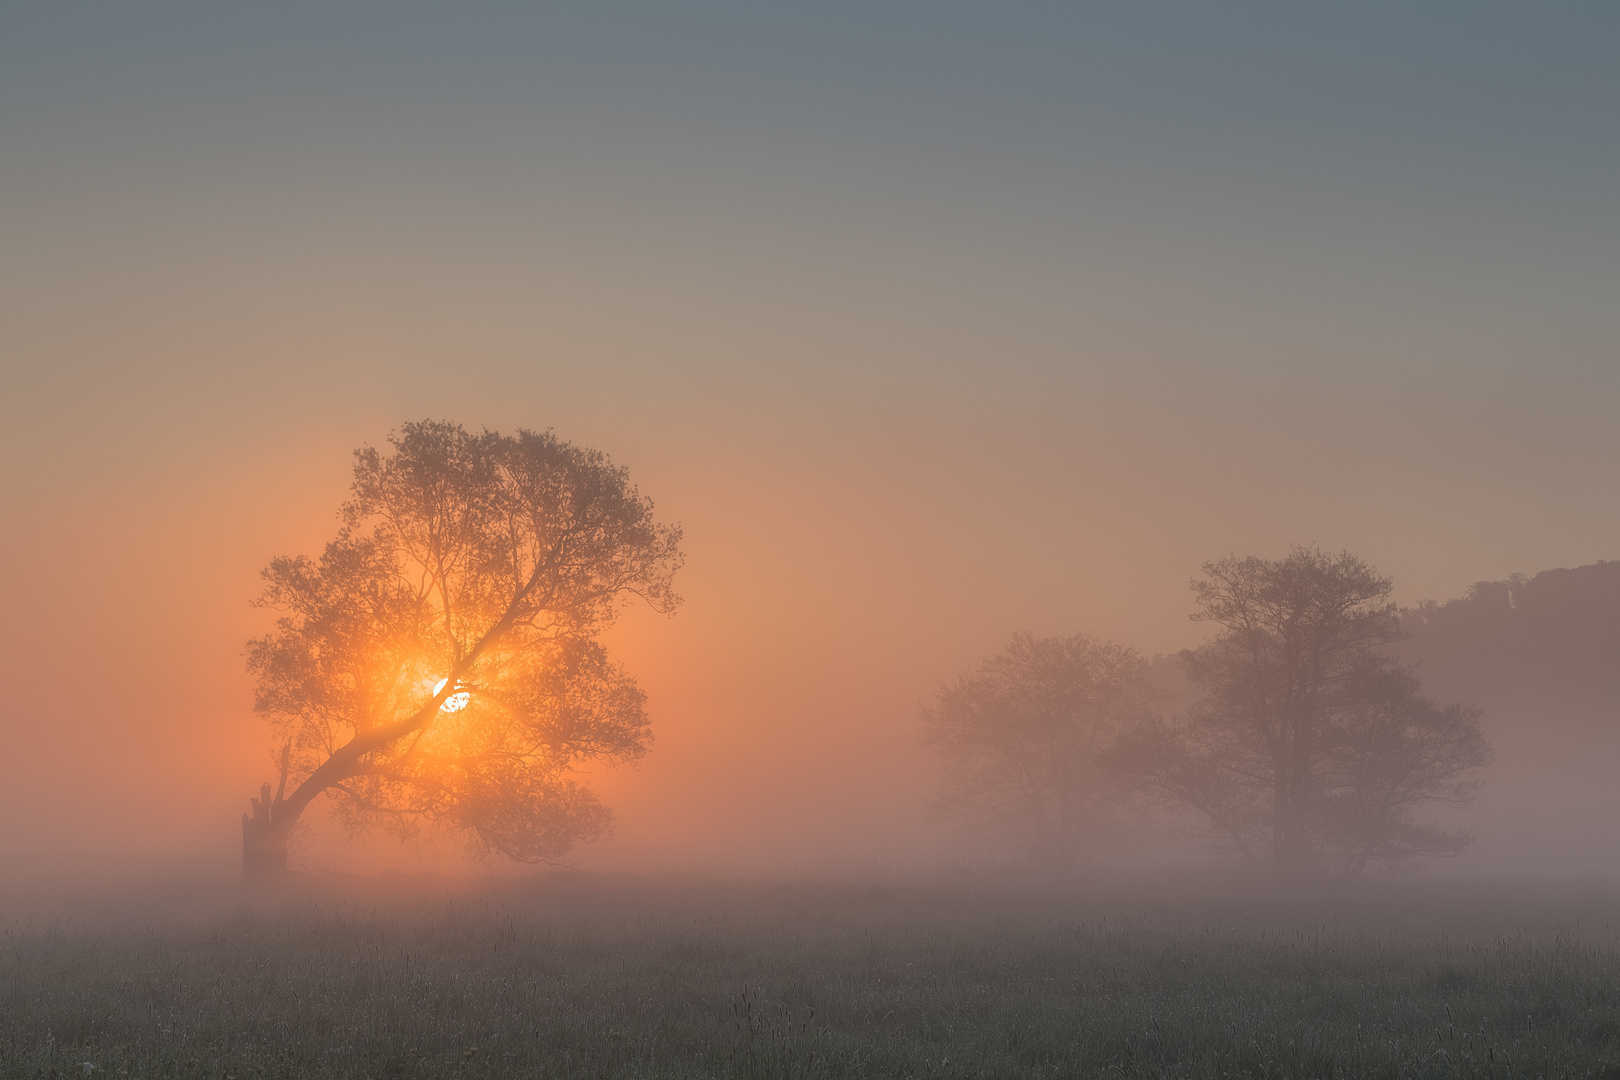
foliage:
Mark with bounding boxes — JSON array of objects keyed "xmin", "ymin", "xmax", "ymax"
[
  {"xmin": 1114, "ymin": 546, "xmax": 1490, "ymax": 872},
  {"xmin": 922, "ymin": 633, "xmax": 1153, "ymax": 867},
  {"xmin": 1320, "ymin": 660, "xmax": 1492, "ymax": 873},
  {"xmin": 245, "ymin": 420, "xmax": 681, "ymax": 866},
  {"xmin": 1402, "ymin": 560, "xmax": 1620, "ymax": 721}
]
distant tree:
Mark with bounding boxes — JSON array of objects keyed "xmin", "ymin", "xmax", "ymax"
[
  {"xmin": 1113, "ymin": 547, "xmax": 1489, "ymax": 872},
  {"xmin": 242, "ymin": 421, "xmax": 682, "ymax": 880},
  {"xmin": 922, "ymin": 633, "xmax": 1153, "ymax": 869}
]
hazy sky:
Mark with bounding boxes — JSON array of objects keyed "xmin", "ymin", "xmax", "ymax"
[{"xmin": 3, "ymin": 3, "xmax": 1617, "ymax": 874}]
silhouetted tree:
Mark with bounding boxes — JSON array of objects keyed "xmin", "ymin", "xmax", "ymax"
[
  {"xmin": 242, "ymin": 421, "xmax": 682, "ymax": 880},
  {"xmin": 922, "ymin": 633, "xmax": 1152, "ymax": 869},
  {"xmin": 1114, "ymin": 547, "xmax": 1488, "ymax": 872}
]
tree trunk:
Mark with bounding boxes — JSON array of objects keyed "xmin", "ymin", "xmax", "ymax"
[
  {"xmin": 242, "ymin": 782, "xmax": 296, "ymax": 881},
  {"xmin": 1272, "ymin": 709, "xmax": 1316, "ymax": 872},
  {"xmin": 241, "ymin": 743, "xmax": 298, "ymax": 882}
]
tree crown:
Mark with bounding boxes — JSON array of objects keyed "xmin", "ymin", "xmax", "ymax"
[{"xmin": 923, "ymin": 632, "xmax": 1153, "ymax": 865}]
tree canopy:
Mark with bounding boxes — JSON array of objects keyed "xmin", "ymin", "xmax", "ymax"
[
  {"xmin": 922, "ymin": 633, "xmax": 1153, "ymax": 868},
  {"xmin": 242, "ymin": 420, "xmax": 682, "ymax": 876},
  {"xmin": 1113, "ymin": 547, "xmax": 1490, "ymax": 872}
]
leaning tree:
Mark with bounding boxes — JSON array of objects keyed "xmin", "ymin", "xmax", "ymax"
[{"xmin": 241, "ymin": 420, "xmax": 682, "ymax": 879}]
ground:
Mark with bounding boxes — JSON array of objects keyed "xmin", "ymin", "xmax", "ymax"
[{"xmin": 4, "ymin": 870, "xmax": 1620, "ymax": 1078}]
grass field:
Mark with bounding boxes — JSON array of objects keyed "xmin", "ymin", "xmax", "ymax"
[{"xmin": 5, "ymin": 871, "xmax": 1620, "ymax": 1078}]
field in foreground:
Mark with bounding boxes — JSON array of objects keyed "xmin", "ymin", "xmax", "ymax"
[{"xmin": 5, "ymin": 872, "xmax": 1620, "ymax": 1079}]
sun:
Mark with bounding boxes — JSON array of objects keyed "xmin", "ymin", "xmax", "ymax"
[{"xmin": 433, "ymin": 678, "xmax": 471, "ymax": 712}]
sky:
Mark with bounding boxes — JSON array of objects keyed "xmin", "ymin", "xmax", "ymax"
[{"xmin": 2, "ymin": 2, "xmax": 1617, "ymax": 876}]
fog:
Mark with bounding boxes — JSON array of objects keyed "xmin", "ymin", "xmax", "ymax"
[{"xmin": 3, "ymin": 3, "xmax": 1619, "ymax": 889}]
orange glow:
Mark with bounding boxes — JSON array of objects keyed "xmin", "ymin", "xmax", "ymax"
[
  {"xmin": 433, "ymin": 678, "xmax": 470, "ymax": 713},
  {"xmin": 4, "ymin": 7, "xmax": 1616, "ymax": 882}
]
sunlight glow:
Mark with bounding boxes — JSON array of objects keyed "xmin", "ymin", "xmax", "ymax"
[{"xmin": 433, "ymin": 678, "xmax": 470, "ymax": 713}]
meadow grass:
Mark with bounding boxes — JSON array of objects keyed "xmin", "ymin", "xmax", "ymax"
[{"xmin": 4, "ymin": 871, "xmax": 1620, "ymax": 1078}]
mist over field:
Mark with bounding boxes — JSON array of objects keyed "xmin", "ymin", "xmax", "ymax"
[{"xmin": 1, "ymin": 6, "xmax": 1619, "ymax": 1075}]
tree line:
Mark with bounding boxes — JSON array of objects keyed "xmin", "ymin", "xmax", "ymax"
[
  {"xmin": 922, "ymin": 548, "xmax": 1492, "ymax": 874},
  {"xmin": 241, "ymin": 421, "xmax": 1490, "ymax": 880}
]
